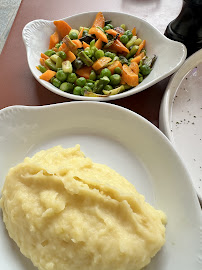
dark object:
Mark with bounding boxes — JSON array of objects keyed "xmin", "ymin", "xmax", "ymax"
[
  {"xmin": 164, "ymin": 0, "xmax": 202, "ymax": 56},
  {"xmin": 79, "ymin": 34, "xmax": 95, "ymax": 44}
]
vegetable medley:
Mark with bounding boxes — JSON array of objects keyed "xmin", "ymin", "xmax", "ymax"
[{"xmin": 37, "ymin": 12, "xmax": 157, "ymax": 97}]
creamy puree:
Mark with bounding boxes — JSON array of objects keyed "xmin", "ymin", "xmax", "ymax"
[{"xmin": 0, "ymin": 145, "xmax": 166, "ymax": 270}]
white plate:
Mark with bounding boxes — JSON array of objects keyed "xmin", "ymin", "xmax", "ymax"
[
  {"xmin": 0, "ymin": 102, "xmax": 201, "ymax": 270},
  {"xmin": 22, "ymin": 11, "xmax": 187, "ymax": 101},
  {"xmin": 159, "ymin": 49, "xmax": 202, "ymax": 202}
]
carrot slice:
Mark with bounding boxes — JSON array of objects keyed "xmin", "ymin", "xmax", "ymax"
[
  {"xmin": 129, "ymin": 61, "xmax": 139, "ymax": 75},
  {"xmin": 72, "ymin": 39, "xmax": 83, "ymax": 48},
  {"xmin": 108, "ymin": 39, "xmax": 129, "ymax": 53},
  {"xmin": 105, "ymin": 29, "xmax": 121, "ymax": 37},
  {"xmin": 107, "ymin": 61, "xmax": 122, "ymax": 74},
  {"xmin": 40, "ymin": 53, "xmax": 49, "ymax": 60},
  {"xmin": 82, "ymin": 41, "xmax": 90, "ymax": 49},
  {"xmin": 92, "ymin": 57, "xmax": 111, "ymax": 70},
  {"xmin": 122, "ymin": 64, "xmax": 138, "ymax": 86},
  {"xmin": 53, "ymin": 20, "xmax": 72, "ymax": 38},
  {"xmin": 49, "ymin": 31, "xmax": 59, "ymax": 49},
  {"xmin": 92, "ymin": 12, "xmax": 105, "ymax": 28},
  {"xmin": 39, "ymin": 70, "xmax": 56, "ymax": 81},
  {"xmin": 132, "ymin": 27, "xmax": 136, "ymax": 36},
  {"xmin": 40, "ymin": 58, "xmax": 50, "ymax": 69},
  {"xmin": 66, "ymin": 51, "xmax": 76, "ymax": 62},
  {"xmin": 58, "ymin": 43, "xmax": 70, "ymax": 54},
  {"xmin": 88, "ymin": 27, "xmax": 108, "ymax": 43},
  {"xmin": 131, "ymin": 51, "xmax": 145, "ymax": 64},
  {"xmin": 135, "ymin": 40, "xmax": 146, "ymax": 56},
  {"xmin": 78, "ymin": 27, "xmax": 84, "ymax": 39},
  {"xmin": 76, "ymin": 66, "xmax": 92, "ymax": 79},
  {"xmin": 95, "ymin": 38, "xmax": 103, "ymax": 49}
]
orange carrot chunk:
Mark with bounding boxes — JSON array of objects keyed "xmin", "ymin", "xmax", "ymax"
[
  {"xmin": 92, "ymin": 12, "xmax": 105, "ymax": 28},
  {"xmin": 122, "ymin": 64, "xmax": 139, "ymax": 87},
  {"xmin": 76, "ymin": 66, "xmax": 92, "ymax": 79},
  {"xmin": 95, "ymin": 38, "xmax": 103, "ymax": 49},
  {"xmin": 78, "ymin": 27, "xmax": 84, "ymax": 39},
  {"xmin": 72, "ymin": 39, "xmax": 83, "ymax": 48},
  {"xmin": 39, "ymin": 70, "xmax": 56, "ymax": 81},
  {"xmin": 108, "ymin": 39, "xmax": 129, "ymax": 54},
  {"xmin": 40, "ymin": 58, "xmax": 50, "ymax": 69},
  {"xmin": 66, "ymin": 51, "xmax": 76, "ymax": 62},
  {"xmin": 49, "ymin": 31, "xmax": 59, "ymax": 49},
  {"xmin": 53, "ymin": 20, "xmax": 72, "ymax": 38},
  {"xmin": 135, "ymin": 40, "xmax": 146, "ymax": 56},
  {"xmin": 92, "ymin": 57, "xmax": 111, "ymax": 70},
  {"xmin": 82, "ymin": 41, "xmax": 90, "ymax": 49},
  {"xmin": 40, "ymin": 53, "xmax": 49, "ymax": 60},
  {"xmin": 107, "ymin": 61, "xmax": 122, "ymax": 74},
  {"xmin": 129, "ymin": 61, "xmax": 139, "ymax": 75},
  {"xmin": 88, "ymin": 27, "xmax": 108, "ymax": 43},
  {"xmin": 105, "ymin": 29, "xmax": 121, "ymax": 37},
  {"xmin": 132, "ymin": 27, "xmax": 136, "ymax": 36},
  {"xmin": 131, "ymin": 51, "xmax": 145, "ymax": 64}
]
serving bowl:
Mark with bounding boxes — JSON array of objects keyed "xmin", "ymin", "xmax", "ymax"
[
  {"xmin": 159, "ymin": 49, "xmax": 202, "ymax": 202},
  {"xmin": 22, "ymin": 11, "xmax": 187, "ymax": 101}
]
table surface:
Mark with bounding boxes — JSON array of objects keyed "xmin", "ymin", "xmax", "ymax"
[{"xmin": 0, "ymin": 0, "xmax": 183, "ymax": 127}]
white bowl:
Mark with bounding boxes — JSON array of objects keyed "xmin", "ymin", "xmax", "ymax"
[
  {"xmin": 159, "ymin": 49, "xmax": 202, "ymax": 202},
  {"xmin": 22, "ymin": 11, "xmax": 187, "ymax": 101}
]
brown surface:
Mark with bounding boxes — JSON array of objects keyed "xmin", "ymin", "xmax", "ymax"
[{"xmin": 0, "ymin": 0, "xmax": 182, "ymax": 127}]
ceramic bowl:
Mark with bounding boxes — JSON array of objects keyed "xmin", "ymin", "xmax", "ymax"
[{"xmin": 22, "ymin": 11, "xmax": 187, "ymax": 101}]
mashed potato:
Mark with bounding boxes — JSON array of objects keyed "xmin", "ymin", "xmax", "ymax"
[{"xmin": 0, "ymin": 145, "xmax": 166, "ymax": 270}]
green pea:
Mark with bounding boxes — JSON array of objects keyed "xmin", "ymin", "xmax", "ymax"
[
  {"xmin": 100, "ymin": 68, "xmax": 111, "ymax": 78},
  {"xmin": 44, "ymin": 49, "xmax": 56, "ymax": 57},
  {"xmin": 56, "ymin": 70, "xmax": 68, "ymax": 82},
  {"xmin": 76, "ymin": 77, "xmax": 86, "ymax": 87},
  {"xmin": 110, "ymin": 74, "xmax": 121, "ymax": 86},
  {"xmin": 139, "ymin": 76, "xmax": 143, "ymax": 83},
  {"xmin": 120, "ymin": 35, "xmax": 129, "ymax": 44},
  {"xmin": 103, "ymin": 25, "xmax": 110, "ymax": 31},
  {"xmin": 83, "ymin": 85, "xmax": 92, "ymax": 92},
  {"xmin": 57, "ymin": 51, "xmax": 67, "ymax": 60},
  {"xmin": 73, "ymin": 86, "xmax": 82, "ymax": 95},
  {"xmin": 89, "ymin": 70, "xmax": 97, "ymax": 81},
  {"xmin": 95, "ymin": 49, "xmax": 105, "ymax": 59},
  {"xmin": 60, "ymin": 82, "xmax": 74, "ymax": 92},
  {"xmin": 69, "ymin": 31, "xmax": 78, "ymax": 40},
  {"xmin": 140, "ymin": 64, "xmax": 152, "ymax": 76},
  {"xmin": 124, "ymin": 30, "xmax": 133, "ymax": 39},
  {"xmin": 104, "ymin": 84, "xmax": 113, "ymax": 91},
  {"xmin": 114, "ymin": 67, "xmax": 122, "ymax": 75},
  {"xmin": 52, "ymin": 78, "xmax": 61, "ymax": 88},
  {"xmin": 67, "ymin": 73, "xmax": 77, "ymax": 83},
  {"xmin": 120, "ymin": 24, "xmax": 126, "ymax": 30},
  {"xmin": 107, "ymin": 24, "xmax": 113, "ymax": 29},
  {"xmin": 86, "ymin": 82, "xmax": 94, "ymax": 89},
  {"xmin": 37, "ymin": 65, "xmax": 47, "ymax": 73}
]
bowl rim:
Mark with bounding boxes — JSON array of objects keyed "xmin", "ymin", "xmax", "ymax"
[{"xmin": 22, "ymin": 11, "xmax": 187, "ymax": 101}]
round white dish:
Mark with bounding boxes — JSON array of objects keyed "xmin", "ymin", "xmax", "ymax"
[
  {"xmin": 22, "ymin": 11, "xmax": 187, "ymax": 101},
  {"xmin": 0, "ymin": 102, "xmax": 201, "ymax": 270},
  {"xmin": 159, "ymin": 49, "xmax": 202, "ymax": 202}
]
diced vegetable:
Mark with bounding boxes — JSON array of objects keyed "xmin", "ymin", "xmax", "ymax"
[
  {"xmin": 39, "ymin": 70, "xmax": 56, "ymax": 81},
  {"xmin": 54, "ymin": 20, "xmax": 72, "ymax": 38},
  {"xmin": 49, "ymin": 31, "xmax": 59, "ymax": 49},
  {"xmin": 92, "ymin": 12, "xmax": 105, "ymax": 28},
  {"xmin": 88, "ymin": 27, "xmax": 108, "ymax": 43},
  {"xmin": 92, "ymin": 57, "xmax": 111, "ymax": 70},
  {"xmin": 62, "ymin": 60, "xmax": 73, "ymax": 73},
  {"xmin": 122, "ymin": 64, "xmax": 139, "ymax": 86},
  {"xmin": 76, "ymin": 66, "xmax": 92, "ymax": 79}
]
